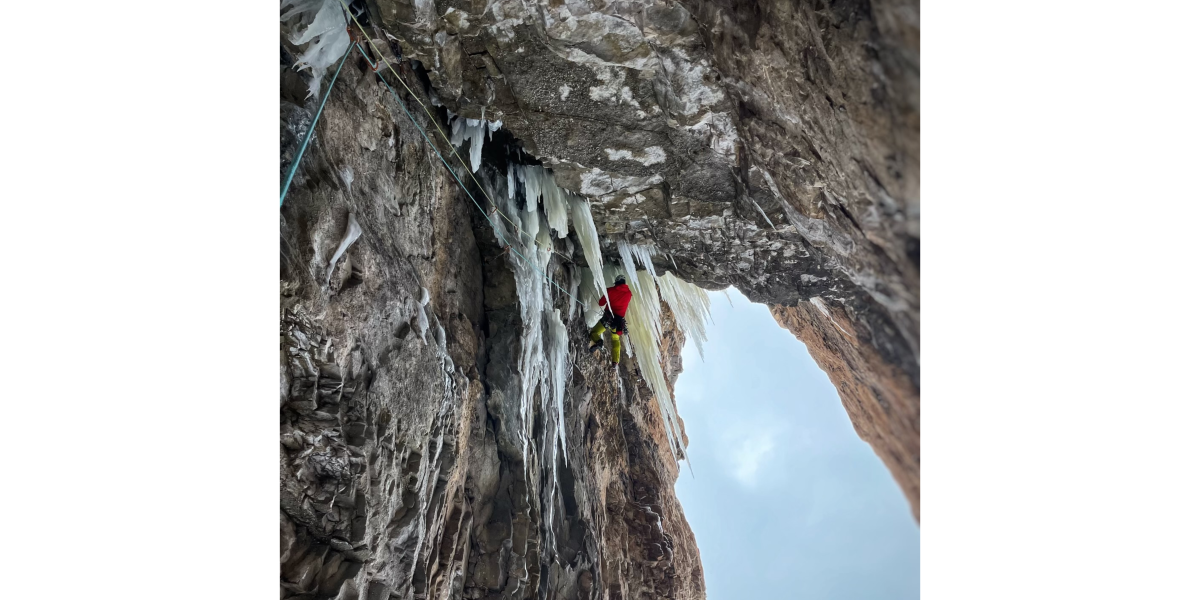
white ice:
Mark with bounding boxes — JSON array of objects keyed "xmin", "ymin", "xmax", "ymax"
[
  {"xmin": 325, "ymin": 213, "xmax": 362, "ymax": 285},
  {"xmin": 448, "ymin": 113, "xmax": 502, "ymax": 172},
  {"xmin": 657, "ymin": 271, "xmax": 713, "ymax": 360},
  {"xmin": 518, "ymin": 165, "xmax": 570, "ymax": 238},
  {"xmin": 570, "ymin": 195, "xmax": 610, "ymax": 309},
  {"xmin": 281, "ymin": 0, "xmax": 352, "ymax": 100},
  {"xmin": 621, "ymin": 268, "xmax": 688, "ymax": 464},
  {"xmin": 810, "ymin": 297, "xmax": 851, "ymax": 337}
]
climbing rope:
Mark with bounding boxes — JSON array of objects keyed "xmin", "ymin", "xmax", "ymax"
[
  {"xmin": 355, "ymin": 43, "xmax": 586, "ymax": 307},
  {"xmin": 280, "ymin": 40, "xmax": 355, "ymax": 207},
  {"xmin": 335, "ymin": 1, "xmax": 576, "ymax": 264}
]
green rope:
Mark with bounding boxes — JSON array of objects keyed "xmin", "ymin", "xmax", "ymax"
[
  {"xmin": 358, "ymin": 44, "xmax": 587, "ymax": 308},
  {"xmin": 280, "ymin": 41, "xmax": 355, "ymax": 207}
]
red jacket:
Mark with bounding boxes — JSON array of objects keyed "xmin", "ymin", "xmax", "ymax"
[{"xmin": 600, "ymin": 283, "xmax": 632, "ymax": 317}]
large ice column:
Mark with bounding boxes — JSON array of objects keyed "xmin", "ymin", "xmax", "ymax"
[
  {"xmin": 570, "ymin": 195, "xmax": 610, "ymax": 308},
  {"xmin": 480, "ymin": 166, "xmax": 575, "ymax": 541},
  {"xmin": 657, "ymin": 271, "xmax": 713, "ymax": 360},
  {"xmin": 282, "ymin": 0, "xmax": 352, "ymax": 100},
  {"xmin": 546, "ymin": 308, "xmax": 569, "ymax": 459},
  {"xmin": 579, "ymin": 267, "xmax": 602, "ymax": 327},
  {"xmin": 518, "ymin": 165, "xmax": 570, "ymax": 237}
]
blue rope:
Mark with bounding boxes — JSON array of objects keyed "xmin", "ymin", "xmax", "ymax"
[
  {"xmin": 280, "ymin": 41, "xmax": 355, "ymax": 207},
  {"xmin": 358, "ymin": 44, "xmax": 586, "ymax": 307}
]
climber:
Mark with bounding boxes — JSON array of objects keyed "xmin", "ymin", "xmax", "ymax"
[{"xmin": 589, "ymin": 275, "xmax": 632, "ymax": 365}]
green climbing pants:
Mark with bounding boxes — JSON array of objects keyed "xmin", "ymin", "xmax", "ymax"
[{"xmin": 589, "ymin": 321, "xmax": 622, "ymax": 364}]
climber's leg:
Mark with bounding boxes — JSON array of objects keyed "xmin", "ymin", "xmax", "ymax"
[
  {"xmin": 589, "ymin": 321, "xmax": 606, "ymax": 353},
  {"xmin": 610, "ymin": 332, "xmax": 621, "ymax": 364}
]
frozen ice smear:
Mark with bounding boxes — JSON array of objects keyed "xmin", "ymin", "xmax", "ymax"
[
  {"xmin": 810, "ymin": 297, "xmax": 851, "ymax": 337},
  {"xmin": 570, "ymin": 195, "xmax": 610, "ymax": 308},
  {"xmin": 325, "ymin": 213, "xmax": 362, "ymax": 285}
]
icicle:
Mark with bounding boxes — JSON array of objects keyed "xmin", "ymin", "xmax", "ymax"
[
  {"xmin": 543, "ymin": 184, "xmax": 570, "ymax": 238},
  {"xmin": 546, "ymin": 308, "xmax": 569, "ymax": 459},
  {"xmin": 325, "ymin": 213, "xmax": 362, "ymax": 284},
  {"xmin": 631, "ymin": 244, "xmax": 658, "ymax": 277},
  {"xmin": 521, "ymin": 205, "xmax": 540, "ymax": 250},
  {"xmin": 567, "ymin": 265, "xmax": 582, "ymax": 321},
  {"xmin": 570, "ymin": 195, "xmax": 610, "ymax": 308},
  {"xmin": 520, "ymin": 165, "xmax": 570, "ymax": 238},
  {"xmin": 507, "ymin": 164, "xmax": 516, "ymax": 201},
  {"xmin": 446, "ymin": 113, "xmax": 500, "ymax": 173},
  {"xmin": 469, "ymin": 120, "xmax": 485, "ymax": 173},
  {"xmin": 658, "ymin": 271, "xmax": 713, "ymax": 360},
  {"xmin": 621, "ymin": 268, "xmax": 689, "ymax": 465},
  {"xmin": 616, "ymin": 241, "xmax": 642, "ymax": 297}
]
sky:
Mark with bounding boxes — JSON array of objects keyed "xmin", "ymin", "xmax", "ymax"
[{"xmin": 673, "ymin": 288, "xmax": 919, "ymax": 600}]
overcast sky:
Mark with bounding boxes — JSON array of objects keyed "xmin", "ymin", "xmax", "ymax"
[{"xmin": 673, "ymin": 289, "xmax": 919, "ymax": 600}]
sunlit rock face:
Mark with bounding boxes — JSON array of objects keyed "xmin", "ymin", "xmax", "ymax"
[{"xmin": 279, "ymin": 0, "xmax": 918, "ymax": 596}]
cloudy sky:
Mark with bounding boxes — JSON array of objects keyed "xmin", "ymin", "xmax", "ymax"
[{"xmin": 673, "ymin": 289, "xmax": 919, "ymax": 600}]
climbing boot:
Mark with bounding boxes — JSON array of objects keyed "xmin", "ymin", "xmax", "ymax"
[{"xmin": 589, "ymin": 341, "xmax": 604, "ymax": 354}]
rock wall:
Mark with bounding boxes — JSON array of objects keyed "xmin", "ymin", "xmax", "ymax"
[
  {"xmin": 279, "ymin": 0, "xmax": 918, "ymax": 596},
  {"xmin": 280, "ymin": 41, "xmax": 704, "ymax": 599},
  {"xmin": 362, "ymin": 0, "xmax": 919, "ymax": 512}
]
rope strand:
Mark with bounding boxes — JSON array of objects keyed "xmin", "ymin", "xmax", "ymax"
[
  {"xmin": 354, "ymin": 45, "xmax": 587, "ymax": 307},
  {"xmin": 280, "ymin": 41, "xmax": 356, "ymax": 206},
  {"xmin": 335, "ymin": 1, "xmax": 575, "ymax": 262}
]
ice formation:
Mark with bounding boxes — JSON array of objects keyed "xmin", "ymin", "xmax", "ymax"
[
  {"xmin": 546, "ymin": 308, "xmax": 569, "ymax": 458},
  {"xmin": 616, "ymin": 240, "xmax": 659, "ymax": 296},
  {"xmin": 448, "ymin": 113, "xmax": 503, "ymax": 172},
  {"xmin": 325, "ymin": 213, "xmax": 362, "ymax": 285},
  {"xmin": 281, "ymin": 0, "xmax": 352, "ymax": 100},
  {"xmin": 616, "ymin": 242, "xmax": 643, "ymax": 296},
  {"xmin": 621, "ymin": 268, "xmax": 689, "ymax": 464},
  {"xmin": 517, "ymin": 165, "xmax": 571, "ymax": 237},
  {"xmin": 479, "ymin": 168, "xmax": 573, "ymax": 550},
  {"xmin": 569, "ymin": 195, "xmax": 610, "ymax": 308},
  {"xmin": 810, "ymin": 296, "xmax": 851, "ymax": 337},
  {"xmin": 579, "ymin": 267, "xmax": 602, "ymax": 327},
  {"xmin": 601, "ymin": 240, "xmax": 714, "ymax": 464},
  {"xmin": 413, "ymin": 286, "xmax": 432, "ymax": 345},
  {"xmin": 657, "ymin": 271, "xmax": 713, "ymax": 360}
]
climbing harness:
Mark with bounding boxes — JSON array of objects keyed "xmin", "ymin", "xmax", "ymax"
[
  {"xmin": 334, "ymin": 1, "xmax": 576, "ymax": 264},
  {"xmin": 280, "ymin": 40, "xmax": 355, "ymax": 207}
]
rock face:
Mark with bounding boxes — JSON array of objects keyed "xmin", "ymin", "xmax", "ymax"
[{"xmin": 279, "ymin": 0, "xmax": 918, "ymax": 596}]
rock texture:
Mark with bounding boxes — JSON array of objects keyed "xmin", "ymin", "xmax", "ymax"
[
  {"xmin": 363, "ymin": 0, "xmax": 919, "ymax": 510},
  {"xmin": 280, "ymin": 0, "xmax": 918, "ymax": 596}
]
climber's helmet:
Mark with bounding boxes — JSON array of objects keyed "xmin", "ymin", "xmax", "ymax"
[{"xmin": 614, "ymin": 275, "xmax": 626, "ymax": 286}]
